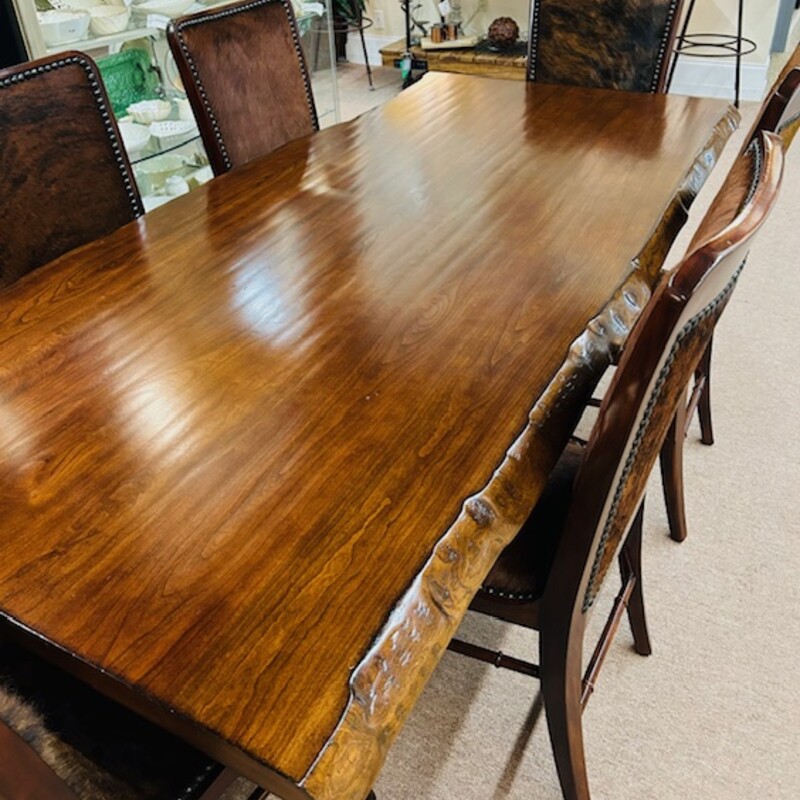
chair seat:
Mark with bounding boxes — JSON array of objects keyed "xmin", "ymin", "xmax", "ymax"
[
  {"xmin": 0, "ymin": 642, "xmax": 252, "ymax": 800},
  {"xmin": 481, "ymin": 440, "xmax": 584, "ymax": 602}
]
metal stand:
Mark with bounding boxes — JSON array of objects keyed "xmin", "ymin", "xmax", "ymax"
[
  {"xmin": 398, "ymin": 0, "xmax": 427, "ymax": 88},
  {"xmin": 666, "ymin": 0, "xmax": 756, "ymax": 107}
]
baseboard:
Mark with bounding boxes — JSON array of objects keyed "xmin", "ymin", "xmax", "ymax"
[
  {"xmin": 344, "ymin": 33, "xmax": 398, "ymax": 66},
  {"xmin": 668, "ymin": 55, "xmax": 769, "ymax": 102}
]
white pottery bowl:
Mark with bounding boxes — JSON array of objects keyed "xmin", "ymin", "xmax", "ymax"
[
  {"xmin": 132, "ymin": 0, "xmax": 193, "ymax": 18},
  {"xmin": 89, "ymin": 5, "xmax": 130, "ymax": 35},
  {"xmin": 37, "ymin": 10, "xmax": 90, "ymax": 46},
  {"xmin": 118, "ymin": 120, "xmax": 151, "ymax": 155},
  {"xmin": 126, "ymin": 99, "xmax": 172, "ymax": 125}
]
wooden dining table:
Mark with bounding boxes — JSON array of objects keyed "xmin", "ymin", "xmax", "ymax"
[{"xmin": 0, "ymin": 73, "xmax": 737, "ymax": 800}]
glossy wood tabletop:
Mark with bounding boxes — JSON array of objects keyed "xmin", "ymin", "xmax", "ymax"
[{"xmin": 0, "ymin": 74, "xmax": 736, "ymax": 800}]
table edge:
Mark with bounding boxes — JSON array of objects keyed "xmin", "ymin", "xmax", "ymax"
[{"xmin": 299, "ymin": 103, "xmax": 740, "ymax": 800}]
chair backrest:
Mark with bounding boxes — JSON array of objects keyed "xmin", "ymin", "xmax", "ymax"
[
  {"xmin": 168, "ymin": 0, "xmax": 319, "ymax": 176},
  {"xmin": 758, "ymin": 67, "xmax": 800, "ymax": 149},
  {"xmin": 0, "ymin": 52, "xmax": 142, "ymax": 289},
  {"xmin": 527, "ymin": 0, "xmax": 684, "ymax": 92},
  {"xmin": 542, "ymin": 130, "xmax": 783, "ymax": 629},
  {"xmin": 689, "ymin": 66, "xmax": 800, "ymax": 251}
]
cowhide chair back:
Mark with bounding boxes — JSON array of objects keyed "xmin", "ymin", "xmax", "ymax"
[
  {"xmin": 0, "ymin": 52, "xmax": 142, "ymax": 289},
  {"xmin": 527, "ymin": 0, "xmax": 685, "ymax": 92},
  {"xmin": 168, "ymin": 0, "xmax": 318, "ymax": 176}
]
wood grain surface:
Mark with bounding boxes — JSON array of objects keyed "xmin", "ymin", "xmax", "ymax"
[{"xmin": 0, "ymin": 74, "xmax": 736, "ymax": 799}]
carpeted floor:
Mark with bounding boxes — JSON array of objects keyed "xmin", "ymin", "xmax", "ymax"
[{"xmin": 370, "ymin": 64, "xmax": 800, "ymax": 800}]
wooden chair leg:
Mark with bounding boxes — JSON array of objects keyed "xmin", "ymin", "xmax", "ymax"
[
  {"xmin": 660, "ymin": 398, "xmax": 689, "ymax": 543},
  {"xmin": 540, "ymin": 620, "xmax": 590, "ymax": 800},
  {"xmin": 695, "ymin": 336, "xmax": 714, "ymax": 445},
  {"xmin": 619, "ymin": 502, "xmax": 652, "ymax": 656}
]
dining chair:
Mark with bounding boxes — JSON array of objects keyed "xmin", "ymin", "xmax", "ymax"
[
  {"xmin": 0, "ymin": 638, "xmax": 265, "ymax": 800},
  {"xmin": 0, "ymin": 52, "xmax": 143, "ymax": 289},
  {"xmin": 526, "ymin": 0, "xmax": 685, "ymax": 91},
  {"xmin": 168, "ymin": 0, "xmax": 319, "ymax": 176},
  {"xmin": 660, "ymin": 65, "xmax": 800, "ymax": 542},
  {"xmin": 449, "ymin": 130, "xmax": 784, "ymax": 800}
]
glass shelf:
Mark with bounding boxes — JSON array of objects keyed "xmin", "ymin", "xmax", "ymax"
[
  {"xmin": 45, "ymin": 26, "xmax": 159, "ymax": 56},
  {"xmin": 130, "ymin": 132, "xmax": 201, "ymax": 164}
]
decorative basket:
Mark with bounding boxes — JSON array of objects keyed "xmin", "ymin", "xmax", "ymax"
[{"xmin": 149, "ymin": 119, "xmax": 199, "ymax": 148}]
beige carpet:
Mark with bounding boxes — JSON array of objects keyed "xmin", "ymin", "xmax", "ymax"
[{"xmin": 372, "ymin": 83, "xmax": 800, "ymax": 800}]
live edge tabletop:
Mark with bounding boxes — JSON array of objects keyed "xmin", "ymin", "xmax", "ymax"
[{"xmin": 0, "ymin": 74, "xmax": 736, "ymax": 800}]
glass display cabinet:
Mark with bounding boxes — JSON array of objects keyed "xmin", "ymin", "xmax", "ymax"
[{"xmin": 9, "ymin": 0, "xmax": 340, "ymax": 211}]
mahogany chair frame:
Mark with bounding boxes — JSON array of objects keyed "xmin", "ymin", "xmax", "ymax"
[
  {"xmin": 168, "ymin": 0, "xmax": 319, "ymax": 176},
  {"xmin": 450, "ymin": 131, "xmax": 784, "ymax": 800},
  {"xmin": 0, "ymin": 712, "xmax": 249, "ymax": 800},
  {"xmin": 0, "ymin": 720, "xmax": 81, "ymax": 800},
  {"xmin": 660, "ymin": 66, "xmax": 800, "ymax": 542},
  {"xmin": 0, "ymin": 633, "xmax": 264, "ymax": 800}
]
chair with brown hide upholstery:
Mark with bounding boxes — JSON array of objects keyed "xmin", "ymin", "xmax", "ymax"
[
  {"xmin": 660, "ymin": 65, "xmax": 800, "ymax": 543},
  {"xmin": 449, "ymin": 130, "xmax": 784, "ymax": 800},
  {"xmin": 526, "ymin": 0, "xmax": 685, "ymax": 92},
  {"xmin": 0, "ymin": 52, "xmax": 143, "ymax": 289},
  {"xmin": 167, "ymin": 0, "xmax": 318, "ymax": 176},
  {"xmin": 0, "ymin": 638, "xmax": 264, "ymax": 800}
]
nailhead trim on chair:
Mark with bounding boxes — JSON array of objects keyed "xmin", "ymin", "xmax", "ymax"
[
  {"xmin": 582, "ymin": 258, "xmax": 746, "ymax": 612},
  {"xmin": 649, "ymin": 0, "xmax": 680, "ymax": 92},
  {"xmin": 482, "ymin": 585, "xmax": 539, "ymax": 602},
  {"xmin": 582, "ymin": 136, "xmax": 764, "ymax": 612},
  {"xmin": 527, "ymin": 0, "xmax": 541, "ymax": 81},
  {"xmin": 171, "ymin": 0, "xmax": 319, "ymax": 173},
  {"xmin": 742, "ymin": 138, "xmax": 762, "ymax": 206},
  {"xmin": 0, "ymin": 54, "xmax": 143, "ymax": 218}
]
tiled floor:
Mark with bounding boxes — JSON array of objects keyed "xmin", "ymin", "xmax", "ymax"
[
  {"xmin": 336, "ymin": 62, "xmax": 404, "ymax": 122},
  {"xmin": 315, "ymin": 62, "xmax": 403, "ymax": 126}
]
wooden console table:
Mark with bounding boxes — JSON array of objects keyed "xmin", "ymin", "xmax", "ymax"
[{"xmin": 380, "ymin": 37, "xmax": 526, "ymax": 80}]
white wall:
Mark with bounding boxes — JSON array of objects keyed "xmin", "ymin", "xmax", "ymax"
[
  {"xmin": 668, "ymin": 0, "xmax": 782, "ymax": 101},
  {"xmin": 683, "ymin": 0, "xmax": 779, "ymax": 64}
]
